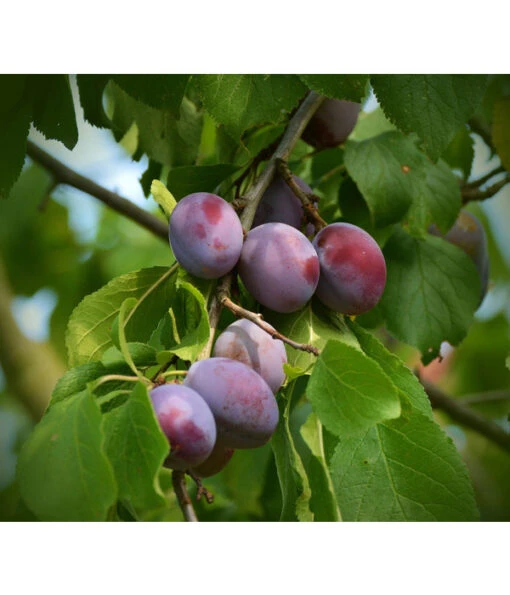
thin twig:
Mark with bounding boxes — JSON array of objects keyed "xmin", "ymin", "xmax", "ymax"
[
  {"xmin": 463, "ymin": 165, "xmax": 506, "ymax": 189},
  {"xmin": 26, "ymin": 140, "xmax": 169, "ymax": 241},
  {"xmin": 172, "ymin": 470, "xmax": 199, "ymax": 522},
  {"xmin": 275, "ymin": 157, "xmax": 327, "ymax": 232},
  {"xmin": 462, "ymin": 174, "xmax": 510, "ymax": 204},
  {"xmin": 421, "ymin": 379, "xmax": 510, "ymax": 454},
  {"xmin": 220, "ymin": 295, "xmax": 319, "ymax": 356}
]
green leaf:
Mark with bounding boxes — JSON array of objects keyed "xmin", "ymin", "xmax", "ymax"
[
  {"xmin": 300, "ymin": 413, "xmax": 341, "ymax": 521},
  {"xmin": 76, "ymin": 74, "xmax": 110, "ymax": 127},
  {"xmin": 29, "ymin": 75, "xmax": 78, "ymax": 150},
  {"xmin": 329, "ymin": 410, "xmax": 479, "ymax": 521},
  {"xmin": 345, "ymin": 131, "xmax": 461, "ymax": 233},
  {"xmin": 108, "ymin": 82, "xmax": 202, "ymax": 166},
  {"xmin": 66, "ymin": 266, "xmax": 178, "ymax": 367},
  {"xmin": 344, "ymin": 131, "xmax": 420, "ymax": 227},
  {"xmin": 266, "ymin": 300, "xmax": 360, "ymax": 372},
  {"xmin": 371, "ymin": 74, "xmax": 488, "ymax": 160},
  {"xmin": 493, "ymin": 96, "xmax": 510, "ymax": 171},
  {"xmin": 405, "ymin": 157, "xmax": 461, "ymax": 236},
  {"xmin": 102, "ymin": 382, "xmax": 168, "ymax": 513},
  {"xmin": 298, "ymin": 75, "xmax": 369, "ymax": 103},
  {"xmin": 198, "ymin": 74, "xmax": 307, "ymax": 139},
  {"xmin": 101, "ymin": 343, "xmax": 157, "ymax": 369},
  {"xmin": 111, "ymin": 75, "xmax": 190, "ymax": 116},
  {"xmin": 166, "ymin": 164, "xmax": 240, "ymax": 200},
  {"xmin": 0, "ymin": 90, "xmax": 32, "ymax": 199},
  {"xmin": 349, "ymin": 321, "xmax": 433, "ymax": 417},
  {"xmin": 380, "ymin": 227, "xmax": 480, "ymax": 363},
  {"xmin": 17, "ymin": 390, "xmax": 117, "ymax": 521},
  {"xmin": 271, "ymin": 382, "xmax": 313, "ymax": 521},
  {"xmin": 307, "ymin": 340, "xmax": 401, "ymax": 437},
  {"xmin": 350, "ymin": 107, "xmax": 396, "ymax": 141},
  {"xmin": 51, "ymin": 362, "xmax": 109, "ymax": 406},
  {"xmin": 441, "ymin": 125, "xmax": 475, "ymax": 180},
  {"xmin": 150, "ymin": 179, "xmax": 177, "ymax": 218},
  {"xmin": 157, "ymin": 273, "xmax": 213, "ymax": 362}
]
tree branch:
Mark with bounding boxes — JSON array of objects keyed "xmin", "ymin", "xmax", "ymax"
[
  {"xmin": 26, "ymin": 141, "xmax": 169, "ymax": 242},
  {"xmin": 421, "ymin": 379, "xmax": 510, "ymax": 454},
  {"xmin": 172, "ymin": 470, "xmax": 198, "ymax": 522},
  {"xmin": 462, "ymin": 174, "xmax": 510, "ymax": 204},
  {"xmin": 460, "ymin": 390, "xmax": 510, "ymax": 406},
  {"xmin": 463, "ymin": 165, "xmax": 506, "ymax": 189}
]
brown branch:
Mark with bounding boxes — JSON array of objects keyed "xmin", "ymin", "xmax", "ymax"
[
  {"xmin": 462, "ymin": 174, "xmax": 510, "ymax": 204},
  {"xmin": 26, "ymin": 140, "xmax": 169, "ymax": 242},
  {"xmin": 463, "ymin": 165, "xmax": 506, "ymax": 189},
  {"xmin": 220, "ymin": 294, "xmax": 319, "ymax": 356},
  {"xmin": 460, "ymin": 390, "xmax": 510, "ymax": 406},
  {"xmin": 172, "ymin": 470, "xmax": 198, "ymax": 522},
  {"xmin": 275, "ymin": 157, "xmax": 327, "ymax": 232},
  {"xmin": 421, "ymin": 379, "xmax": 510, "ymax": 454}
]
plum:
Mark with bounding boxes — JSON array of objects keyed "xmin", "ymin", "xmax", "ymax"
[
  {"xmin": 312, "ymin": 222, "xmax": 387, "ymax": 314},
  {"xmin": 302, "ymin": 99, "xmax": 361, "ymax": 149},
  {"xmin": 169, "ymin": 192, "xmax": 243, "ymax": 279},
  {"xmin": 253, "ymin": 175, "xmax": 311, "ymax": 230},
  {"xmin": 429, "ymin": 210, "xmax": 489, "ymax": 303},
  {"xmin": 213, "ymin": 319, "xmax": 287, "ymax": 393},
  {"xmin": 238, "ymin": 222, "xmax": 320, "ymax": 313},
  {"xmin": 192, "ymin": 443, "xmax": 235, "ymax": 478},
  {"xmin": 184, "ymin": 357, "xmax": 279, "ymax": 449},
  {"xmin": 150, "ymin": 383, "xmax": 217, "ymax": 471}
]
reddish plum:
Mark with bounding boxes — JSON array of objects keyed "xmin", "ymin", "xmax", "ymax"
[
  {"xmin": 169, "ymin": 192, "xmax": 243, "ymax": 279},
  {"xmin": 213, "ymin": 319, "xmax": 287, "ymax": 393},
  {"xmin": 238, "ymin": 223, "xmax": 320, "ymax": 313},
  {"xmin": 150, "ymin": 383, "xmax": 217, "ymax": 470},
  {"xmin": 313, "ymin": 222, "xmax": 387, "ymax": 314},
  {"xmin": 184, "ymin": 357, "xmax": 279, "ymax": 449}
]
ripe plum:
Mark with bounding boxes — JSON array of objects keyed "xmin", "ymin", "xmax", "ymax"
[{"xmin": 169, "ymin": 192, "xmax": 243, "ymax": 279}]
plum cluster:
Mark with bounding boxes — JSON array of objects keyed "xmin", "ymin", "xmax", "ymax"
[
  {"xmin": 150, "ymin": 319, "xmax": 287, "ymax": 477},
  {"xmin": 168, "ymin": 187, "xmax": 386, "ymax": 316}
]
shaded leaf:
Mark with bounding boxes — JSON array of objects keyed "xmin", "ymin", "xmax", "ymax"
[
  {"xmin": 167, "ymin": 164, "xmax": 239, "ymax": 200},
  {"xmin": 299, "ymin": 74, "xmax": 369, "ymax": 103}
]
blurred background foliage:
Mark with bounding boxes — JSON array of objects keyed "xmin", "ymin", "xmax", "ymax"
[{"xmin": 0, "ymin": 74, "xmax": 509, "ymax": 521}]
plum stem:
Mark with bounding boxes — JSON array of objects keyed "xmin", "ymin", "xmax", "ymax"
[
  {"xmin": 172, "ymin": 471, "xmax": 199, "ymax": 522},
  {"xmin": 275, "ymin": 157, "xmax": 328, "ymax": 232},
  {"xmin": 187, "ymin": 470, "xmax": 215, "ymax": 504}
]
